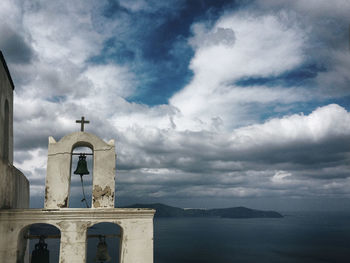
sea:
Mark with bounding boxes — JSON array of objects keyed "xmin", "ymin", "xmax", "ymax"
[{"xmin": 29, "ymin": 211, "xmax": 350, "ymax": 263}]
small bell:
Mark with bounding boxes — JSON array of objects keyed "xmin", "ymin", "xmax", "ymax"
[
  {"xmin": 31, "ymin": 236, "xmax": 50, "ymax": 263},
  {"xmin": 74, "ymin": 154, "xmax": 89, "ymax": 176},
  {"xmin": 95, "ymin": 236, "xmax": 111, "ymax": 262}
]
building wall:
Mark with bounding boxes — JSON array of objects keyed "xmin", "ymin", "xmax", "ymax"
[
  {"xmin": 0, "ymin": 160, "xmax": 29, "ymax": 209},
  {"xmin": 0, "ymin": 51, "xmax": 29, "ymax": 209},
  {"xmin": 0, "ymin": 54, "xmax": 14, "ymax": 164},
  {"xmin": 0, "ymin": 208, "xmax": 155, "ymax": 263}
]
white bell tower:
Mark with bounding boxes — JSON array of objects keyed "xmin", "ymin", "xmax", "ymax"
[{"xmin": 0, "ymin": 50, "xmax": 155, "ymax": 262}]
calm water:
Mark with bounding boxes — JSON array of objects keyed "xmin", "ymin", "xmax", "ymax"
[
  {"xmin": 154, "ymin": 211, "xmax": 350, "ymax": 263},
  {"xmin": 29, "ymin": 211, "xmax": 350, "ymax": 263}
]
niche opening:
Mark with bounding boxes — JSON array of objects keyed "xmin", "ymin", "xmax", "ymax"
[
  {"xmin": 17, "ymin": 223, "xmax": 61, "ymax": 263},
  {"xmin": 86, "ymin": 222, "xmax": 121, "ymax": 263}
]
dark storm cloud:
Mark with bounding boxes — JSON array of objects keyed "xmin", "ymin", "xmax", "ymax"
[
  {"xmin": 0, "ymin": 24, "xmax": 34, "ymax": 64},
  {"xmin": 235, "ymin": 64, "xmax": 325, "ymax": 88},
  {"xmin": 13, "ymin": 151, "xmax": 33, "ymax": 165},
  {"xmin": 116, "ymin": 127, "xmax": 350, "ymax": 175},
  {"xmin": 107, "ymin": 104, "xmax": 350, "ymax": 202}
]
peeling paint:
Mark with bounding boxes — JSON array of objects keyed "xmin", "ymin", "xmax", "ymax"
[
  {"xmin": 93, "ymin": 185, "xmax": 112, "ymax": 199},
  {"xmin": 44, "ymin": 186, "xmax": 49, "ymax": 202},
  {"xmin": 92, "ymin": 185, "xmax": 112, "ymax": 208},
  {"xmin": 57, "ymin": 197, "xmax": 68, "ymax": 208},
  {"xmin": 79, "ymin": 221, "xmax": 91, "ymax": 231},
  {"xmin": 57, "ymin": 221, "xmax": 68, "ymax": 229}
]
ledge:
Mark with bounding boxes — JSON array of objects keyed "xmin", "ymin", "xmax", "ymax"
[{"xmin": 0, "ymin": 208, "xmax": 156, "ymax": 221}]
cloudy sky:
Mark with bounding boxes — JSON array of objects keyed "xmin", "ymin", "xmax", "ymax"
[{"xmin": 1, "ymin": 0, "xmax": 350, "ymax": 211}]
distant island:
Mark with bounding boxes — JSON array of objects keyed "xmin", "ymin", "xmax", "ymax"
[{"xmin": 124, "ymin": 203, "xmax": 283, "ymax": 218}]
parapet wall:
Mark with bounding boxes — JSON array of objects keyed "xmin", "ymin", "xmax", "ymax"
[
  {"xmin": 0, "ymin": 208, "xmax": 155, "ymax": 263},
  {"xmin": 0, "ymin": 159, "xmax": 29, "ymax": 209}
]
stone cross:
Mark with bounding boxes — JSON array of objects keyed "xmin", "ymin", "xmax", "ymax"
[{"xmin": 76, "ymin": 116, "xmax": 90, "ymax": 132}]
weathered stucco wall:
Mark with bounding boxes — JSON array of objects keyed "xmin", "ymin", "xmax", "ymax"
[
  {"xmin": 0, "ymin": 51, "xmax": 14, "ymax": 165},
  {"xmin": 45, "ymin": 132, "xmax": 116, "ymax": 209},
  {"xmin": 0, "ymin": 160, "xmax": 29, "ymax": 209},
  {"xmin": 0, "ymin": 51, "xmax": 29, "ymax": 210},
  {"xmin": 0, "ymin": 208, "xmax": 155, "ymax": 263}
]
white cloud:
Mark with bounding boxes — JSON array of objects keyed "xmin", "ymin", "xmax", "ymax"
[
  {"xmin": 271, "ymin": 170, "xmax": 293, "ymax": 185},
  {"xmin": 189, "ymin": 26, "xmax": 236, "ymax": 48},
  {"xmin": 231, "ymin": 104, "xmax": 350, "ymax": 149},
  {"xmin": 83, "ymin": 63, "xmax": 137, "ymax": 102},
  {"xmin": 170, "ymin": 10, "xmax": 308, "ymax": 130},
  {"xmin": 0, "ymin": 0, "xmax": 22, "ymax": 30},
  {"xmin": 22, "ymin": 0, "xmax": 104, "ymax": 64}
]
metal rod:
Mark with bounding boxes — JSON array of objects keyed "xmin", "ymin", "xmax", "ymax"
[
  {"xmin": 25, "ymin": 234, "xmax": 121, "ymax": 239},
  {"xmin": 72, "ymin": 153, "xmax": 93, "ymax": 155},
  {"xmin": 87, "ymin": 234, "xmax": 121, "ymax": 238},
  {"xmin": 80, "ymin": 174, "xmax": 90, "ymax": 208}
]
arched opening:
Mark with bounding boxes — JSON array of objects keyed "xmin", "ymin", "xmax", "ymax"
[
  {"xmin": 86, "ymin": 222, "xmax": 121, "ymax": 263},
  {"xmin": 69, "ymin": 145, "xmax": 93, "ymax": 208},
  {"xmin": 3, "ymin": 99, "xmax": 9, "ymax": 162},
  {"xmin": 17, "ymin": 223, "xmax": 61, "ymax": 263}
]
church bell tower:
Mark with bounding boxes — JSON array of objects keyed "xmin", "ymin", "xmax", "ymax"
[{"xmin": 0, "ymin": 51, "xmax": 155, "ymax": 263}]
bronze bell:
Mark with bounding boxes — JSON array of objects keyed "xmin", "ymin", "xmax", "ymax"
[
  {"xmin": 94, "ymin": 236, "xmax": 111, "ymax": 262},
  {"xmin": 31, "ymin": 236, "xmax": 49, "ymax": 263},
  {"xmin": 74, "ymin": 154, "xmax": 89, "ymax": 176}
]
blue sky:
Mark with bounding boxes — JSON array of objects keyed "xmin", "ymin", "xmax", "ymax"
[{"xmin": 1, "ymin": 0, "xmax": 350, "ymax": 210}]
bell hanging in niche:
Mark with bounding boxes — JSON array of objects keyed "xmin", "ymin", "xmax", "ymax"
[
  {"xmin": 94, "ymin": 235, "xmax": 111, "ymax": 262},
  {"xmin": 74, "ymin": 154, "xmax": 89, "ymax": 176},
  {"xmin": 31, "ymin": 236, "xmax": 50, "ymax": 263}
]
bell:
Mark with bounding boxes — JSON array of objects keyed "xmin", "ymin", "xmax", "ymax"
[
  {"xmin": 31, "ymin": 236, "xmax": 49, "ymax": 263},
  {"xmin": 94, "ymin": 236, "xmax": 111, "ymax": 262},
  {"xmin": 74, "ymin": 154, "xmax": 89, "ymax": 176}
]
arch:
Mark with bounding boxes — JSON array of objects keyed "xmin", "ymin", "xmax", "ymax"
[
  {"xmin": 86, "ymin": 222, "xmax": 122, "ymax": 263},
  {"xmin": 2, "ymin": 99, "xmax": 9, "ymax": 162},
  {"xmin": 17, "ymin": 223, "xmax": 61, "ymax": 263},
  {"xmin": 45, "ymin": 132, "xmax": 116, "ymax": 209},
  {"xmin": 72, "ymin": 141, "xmax": 94, "ymax": 151},
  {"xmin": 16, "ymin": 225, "xmax": 29, "ymax": 263}
]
